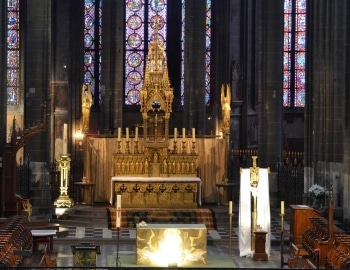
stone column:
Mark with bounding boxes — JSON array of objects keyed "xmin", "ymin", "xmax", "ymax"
[{"xmin": 257, "ymin": 0, "xmax": 284, "ymax": 169}]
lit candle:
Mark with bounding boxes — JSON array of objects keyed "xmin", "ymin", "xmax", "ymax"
[
  {"xmin": 174, "ymin": 128, "xmax": 177, "ymax": 141},
  {"xmin": 63, "ymin": 123, "xmax": 68, "ymax": 155},
  {"xmin": 135, "ymin": 127, "xmax": 138, "ymax": 140},
  {"xmin": 192, "ymin": 128, "xmax": 195, "ymax": 141},
  {"xmin": 116, "ymin": 195, "xmax": 121, "ymax": 228},
  {"xmin": 126, "ymin": 127, "xmax": 129, "ymax": 140},
  {"xmin": 182, "ymin": 128, "xmax": 186, "ymax": 140},
  {"xmin": 229, "ymin": 201, "xmax": 233, "ymax": 215},
  {"xmin": 117, "ymin": 127, "xmax": 121, "ymax": 141},
  {"xmin": 281, "ymin": 201, "xmax": 285, "ymax": 215}
]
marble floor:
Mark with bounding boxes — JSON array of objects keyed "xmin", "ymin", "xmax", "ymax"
[{"xmin": 19, "ymin": 205, "xmax": 292, "ymax": 268}]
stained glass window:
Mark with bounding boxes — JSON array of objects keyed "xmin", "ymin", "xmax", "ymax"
[
  {"xmin": 125, "ymin": 0, "xmax": 211, "ymax": 106},
  {"xmin": 7, "ymin": 0, "xmax": 20, "ymax": 106},
  {"xmin": 125, "ymin": 0, "xmax": 167, "ymax": 105},
  {"xmin": 84, "ymin": 0, "xmax": 102, "ymax": 104},
  {"xmin": 205, "ymin": 0, "xmax": 211, "ymax": 106},
  {"xmin": 283, "ymin": 0, "xmax": 306, "ymax": 107}
]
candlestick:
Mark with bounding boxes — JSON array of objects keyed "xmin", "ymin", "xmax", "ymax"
[
  {"xmin": 182, "ymin": 128, "xmax": 186, "ymax": 140},
  {"xmin": 117, "ymin": 127, "xmax": 121, "ymax": 142},
  {"xmin": 63, "ymin": 123, "xmax": 68, "ymax": 155},
  {"xmin": 229, "ymin": 201, "xmax": 233, "ymax": 214},
  {"xmin": 116, "ymin": 195, "xmax": 121, "ymax": 228},
  {"xmin": 281, "ymin": 200, "xmax": 284, "ymax": 215},
  {"xmin": 192, "ymin": 128, "xmax": 195, "ymax": 141},
  {"xmin": 174, "ymin": 128, "xmax": 177, "ymax": 141},
  {"xmin": 135, "ymin": 127, "xmax": 138, "ymax": 140},
  {"xmin": 126, "ymin": 128, "xmax": 129, "ymax": 140}
]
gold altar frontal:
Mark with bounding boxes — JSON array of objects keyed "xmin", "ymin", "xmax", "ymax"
[
  {"xmin": 136, "ymin": 223, "xmax": 207, "ymax": 267},
  {"xmin": 111, "ymin": 177, "xmax": 201, "ymax": 208}
]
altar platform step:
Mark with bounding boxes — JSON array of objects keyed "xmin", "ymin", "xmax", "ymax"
[
  {"xmin": 107, "ymin": 207, "xmax": 217, "ymax": 229},
  {"xmin": 53, "ymin": 205, "xmax": 109, "ymax": 228},
  {"xmin": 53, "ymin": 204, "xmax": 220, "ymax": 230}
]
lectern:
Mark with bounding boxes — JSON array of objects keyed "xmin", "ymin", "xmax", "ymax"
[
  {"xmin": 71, "ymin": 243, "xmax": 101, "ymax": 267},
  {"xmin": 252, "ymin": 231, "xmax": 268, "ymax": 261}
]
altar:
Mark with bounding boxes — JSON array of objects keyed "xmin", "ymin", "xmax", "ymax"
[
  {"xmin": 83, "ymin": 34, "xmax": 227, "ymax": 205},
  {"xmin": 110, "ymin": 176, "xmax": 201, "ymax": 208}
]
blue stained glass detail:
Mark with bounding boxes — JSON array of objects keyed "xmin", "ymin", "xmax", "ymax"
[
  {"xmin": 127, "ymin": 71, "xmax": 142, "ymax": 85},
  {"xmin": 84, "ymin": 53, "xmax": 93, "ymax": 66},
  {"xmin": 7, "ymin": 30, "xmax": 18, "ymax": 48},
  {"xmin": 127, "ymin": 52, "xmax": 142, "ymax": 67},
  {"xmin": 84, "ymin": 34, "xmax": 94, "ymax": 48},
  {"xmin": 8, "ymin": 13, "xmax": 18, "ymax": 27},
  {"xmin": 85, "ymin": 0, "xmax": 94, "ymax": 8},
  {"xmin": 150, "ymin": 0, "xmax": 165, "ymax": 12},
  {"xmin": 85, "ymin": 15, "xmax": 94, "ymax": 29}
]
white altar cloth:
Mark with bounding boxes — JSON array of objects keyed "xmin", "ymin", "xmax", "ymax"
[{"xmin": 110, "ymin": 176, "xmax": 202, "ymax": 206}]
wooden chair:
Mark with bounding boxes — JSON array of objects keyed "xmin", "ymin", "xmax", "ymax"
[
  {"xmin": 39, "ymin": 245, "xmax": 57, "ymax": 268},
  {"xmin": 15, "ymin": 194, "xmax": 32, "ymax": 221}
]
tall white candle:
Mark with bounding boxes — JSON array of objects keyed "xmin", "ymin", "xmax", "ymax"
[
  {"xmin": 126, "ymin": 128, "xmax": 129, "ymax": 140},
  {"xmin": 182, "ymin": 128, "xmax": 186, "ymax": 140},
  {"xmin": 116, "ymin": 194, "xmax": 121, "ymax": 228},
  {"xmin": 117, "ymin": 127, "xmax": 121, "ymax": 141},
  {"xmin": 192, "ymin": 128, "xmax": 195, "ymax": 141},
  {"xmin": 281, "ymin": 201, "xmax": 285, "ymax": 215},
  {"xmin": 135, "ymin": 127, "xmax": 138, "ymax": 140},
  {"xmin": 63, "ymin": 123, "xmax": 68, "ymax": 155},
  {"xmin": 229, "ymin": 201, "xmax": 233, "ymax": 214},
  {"xmin": 174, "ymin": 128, "xmax": 177, "ymax": 141}
]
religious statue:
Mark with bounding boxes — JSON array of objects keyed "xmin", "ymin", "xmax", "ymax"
[
  {"xmin": 221, "ymin": 84, "xmax": 231, "ymax": 132},
  {"xmin": 82, "ymin": 84, "xmax": 93, "ymax": 132}
]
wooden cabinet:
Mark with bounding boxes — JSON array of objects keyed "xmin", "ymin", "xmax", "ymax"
[{"xmin": 289, "ymin": 205, "xmax": 320, "ymax": 246}]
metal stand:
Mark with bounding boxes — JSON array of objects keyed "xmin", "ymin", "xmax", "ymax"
[
  {"xmin": 280, "ymin": 213, "xmax": 285, "ymax": 268},
  {"xmin": 229, "ymin": 212, "xmax": 233, "ymax": 256},
  {"xmin": 116, "ymin": 227, "xmax": 121, "ymax": 267}
]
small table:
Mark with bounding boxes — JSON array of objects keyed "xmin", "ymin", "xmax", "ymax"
[
  {"xmin": 31, "ymin": 229, "xmax": 57, "ymax": 254},
  {"xmin": 215, "ymin": 182, "xmax": 237, "ymax": 206},
  {"xmin": 75, "ymin": 182, "xmax": 95, "ymax": 206}
]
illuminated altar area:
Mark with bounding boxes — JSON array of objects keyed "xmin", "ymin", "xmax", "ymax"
[{"xmin": 136, "ymin": 224, "xmax": 207, "ymax": 267}]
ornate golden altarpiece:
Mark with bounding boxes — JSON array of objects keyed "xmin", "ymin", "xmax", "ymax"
[
  {"xmin": 84, "ymin": 33, "xmax": 226, "ymax": 206},
  {"xmin": 112, "ymin": 34, "xmax": 201, "ymax": 208}
]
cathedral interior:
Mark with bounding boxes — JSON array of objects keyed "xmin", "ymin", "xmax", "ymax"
[{"xmin": 0, "ymin": 0, "xmax": 350, "ymax": 268}]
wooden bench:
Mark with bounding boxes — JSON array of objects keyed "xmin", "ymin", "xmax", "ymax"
[{"xmin": 304, "ymin": 259, "xmax": 317, "ymax": 269}]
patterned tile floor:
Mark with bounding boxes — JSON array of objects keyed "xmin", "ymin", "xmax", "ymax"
[{"xmin": 59, "ymin": 213, "xmax": 290, "ymax": 242}]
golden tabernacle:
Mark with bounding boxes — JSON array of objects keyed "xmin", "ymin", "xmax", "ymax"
[{"xmin": 111, "ymin": 29, "xmax": 199, "ymax": 208}]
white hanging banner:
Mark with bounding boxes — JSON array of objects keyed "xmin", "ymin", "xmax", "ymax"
[
  {"xmin": 257, "ymin": 168, "xmax": 271, "ymax": 256},
  {"xmin": 239, "ymin": 168, "xmax": 252, "ymax": 257}
]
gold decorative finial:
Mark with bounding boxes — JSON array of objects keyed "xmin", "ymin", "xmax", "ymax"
[{"xmin": 250, "ymin": 156, "xmax": 259, "ymax": 188}]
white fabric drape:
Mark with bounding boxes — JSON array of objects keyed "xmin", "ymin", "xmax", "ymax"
[
  {"xmin": 239, "ymin": 169, "xmax": 252, "ymax": 257},
  {"xmin": 257, "ymin": 168, "xmax": 271, "ymax": 255},
  {"xmin": 239, "ymin": 168, "xmax": 271, "ymax": 257}
]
